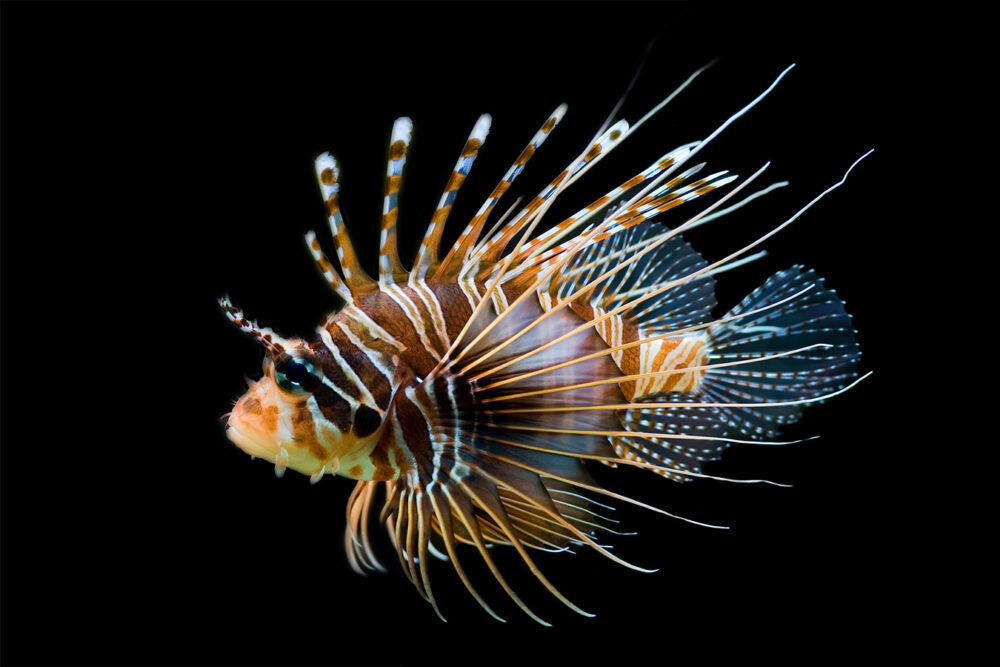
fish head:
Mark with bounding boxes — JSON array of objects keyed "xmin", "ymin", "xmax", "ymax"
[
  {"xmin": 227, "ymin": 343, "xmax": 328, "ymax": 477},
  {"xmin": 221, "ymin": 298, "xmax": 389, "ymax": 481}
]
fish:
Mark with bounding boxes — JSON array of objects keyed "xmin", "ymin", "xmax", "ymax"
[{"xmin": 219, "ymin": 63, "xmax": 869, "ymax": 624}]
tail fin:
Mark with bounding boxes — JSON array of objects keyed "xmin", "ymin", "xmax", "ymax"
[{"xmin": 702, "ymin": 265, "xmax": 860, "ymax": 440}]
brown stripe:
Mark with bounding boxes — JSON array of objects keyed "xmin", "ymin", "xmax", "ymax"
[
  {"xmin": 491, "ymin": 180, "xmax": 510, "ymax": 198},
  {"xmin": 525, "ymin": 195, "xmax": 545, "ymax": 213},
  {"xmin": 290, "ymin": 402, "xmax": 327, "ymax": 461},
  {"xmin": 431, "ymin": 205, "xmax": 452, "ymax": 224},
  {"xmin": 317, "ymin": 325, "xmax": 393, "ymax": 410},
  {"xmin": 386, "ymin": 174, "xmax": 402, "ymax": 195},
  {"xmin": 587, "ymin": 195, "xmax": 611, "ymax": 211},
  {"xmin": 382, "ymin": 208, "xmax": 399, "ymax": 228},
  {"xmin": 311, "ymin": 384, "xmax": 352, "ymax": 433},
  {"xmin": 461, "ymin": 138, "xmax": 482, "ymax": 157},
  {"xmin": 515, "ymin": 144, "xmax": 535, "ymax": 165},
  {"xmin": 542, "ymin": 117, "xmax": 557, "ymax": 133},
  {"xmin": 320, "ymin": 167, "xmax": 338, "ymax": 185},
  {"xmin": 622, "ymin": 174, "xmax": 645, "ymax": 190},
  {"xmin": 428, "ymin": 282, "xmax": 475, "ymax": 342},
  {"xmin": 389, "ymin": 140, "xmax": 407, "ymax": 160},
  {"xmin": 445, "ymin": 172, "xmax": 466, "ymax": 191}
]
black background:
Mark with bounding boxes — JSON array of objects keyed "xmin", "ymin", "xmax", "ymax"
[{"xmin": 2, "ymin": 2, "xmax": 949, "ymax": 665}]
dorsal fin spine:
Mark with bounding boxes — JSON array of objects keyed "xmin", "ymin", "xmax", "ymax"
[
  {"xmin": 379, "ymin": 117, "xmax": 413, "ymax": 284},
  {"xmin": 314, "ymin": 152, "xmax": 377, "ymax": 295},
  {"xmin": 434, "ymin": 104, "xmax": 567, "ymax": 279},
  {"xmin": 414, "ymin": 113, "xmax": 491, "ymax": 280}
]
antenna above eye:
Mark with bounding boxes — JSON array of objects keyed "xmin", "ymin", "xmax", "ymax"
[{"xmin": 218, "ymin": 295, "xmax": 291, "ymax": 354}]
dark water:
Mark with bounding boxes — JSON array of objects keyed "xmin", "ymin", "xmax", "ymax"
[{"xmin": 2, "ymin": 2, "xmax": 943, "ymax": 665}]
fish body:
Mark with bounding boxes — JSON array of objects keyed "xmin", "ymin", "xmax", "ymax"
[{"xmin": 221, "ymin": 65, "xmax": 865, "ymax": 623}]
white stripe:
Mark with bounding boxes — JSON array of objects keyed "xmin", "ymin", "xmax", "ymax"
[
  {"xmin": 342, "ymin": 304, "xmax": 406, "ymax": 351},
  {"xmin": 457, "ymin": 274, "xmax": 480, "ymax": 313},
  {"xmin": 383, "ymin": 283, "xmax": 442, "ymax": 362},
  {"xmin": 318, "ymin": 327, "xmax": 381, "ymax": 414},
  {"xmin": 409, "ymin": 278, "xmax": 451, "ymax": 349},
  {"xmin": 335, "ymin": 319, "xmax": 398, "ymax": 387},
  {"xmin": 307, "ymin": 396, "xmax": 343, "ymax": 442}
]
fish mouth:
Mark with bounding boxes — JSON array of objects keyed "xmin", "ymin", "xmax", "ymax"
[{"xmin": 226, "ymin": 416, "xmax": 279, "ymax": 462}]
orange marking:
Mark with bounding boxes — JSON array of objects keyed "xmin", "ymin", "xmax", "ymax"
[
  {"xmin": 431, "ymin": 205, "xmax": 452, "ymax": 224},
  {"xmin": 622, "ymin": 174, "xmax": 645, "ymax": 190},
  {"xmin": 551, "ymin": 170, "xmax": 568, "ymax": 187},
  {"xmin": 610, "ymin": 129, "xmax": 622, "ymax": 140},
  {"xmin": 525, "ymin": 195, "xmax": 544, "ymax": 213},
  {"xmin": 446, "ymin": 172, "xmax": 466, "ymax": 191},
  {"xmin": 389, "ymin": 140, "xmax": 407, "ymax": 160},
  {"xmin": 310, "ymin": 236, "xmax": 322, "ymax": 251},
  {"xmin": 542, "ymin": 117, "xmax": 556, "ymax": 133},
  {"xmin": 320, "ymin": 168, "xmax": 337, "ymax": 185},
  {"xmin": 348, "ymin": 465, "xmax": 363, "ymax": 477},
  {"xmin": 461, "ymin": 138, "xmax": 482, "ymax": 157},
  {"xmin": 491, "ymin": 180, "xmax": 511, "ymax": 198},
  {"xmin": 656, "ymin": 199, "xmax": 684, "ymax": 213},
  {"xmin": 261, "ymin": 405, "xmax": 280, "ymax": 434},
  {"xmin": 657, "ymin": 156, "xmax": 676, "ymax": 169},
  {"xmin": 584, "ymin": 144, "xmax": 601, "ymax": 162},
  {"xmin": 291, "ymin": 403, "xmax": 327, "ymax": 461},
  {"xmin": 382, "ymin": 209, "xmax": 399, "ymax": 228},
  {"xmin": 515, "ymin": 144, "xmax": 535, "ymax": 165},
  {"xmin": 386, "ymin": 174, "xmax": 402, "ymax": 195},
  {"xmin": 587, "ymin": 195, "xmax": 610, "ymax": 211}
]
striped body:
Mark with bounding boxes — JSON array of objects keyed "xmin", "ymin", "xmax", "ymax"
[
  {"xmin": 292, "ymin": 279, "xmax": 713, "ymax": 482},
  {"xmin": 221, "ymin": 63, "xmax": 867, "ymax": 622}
]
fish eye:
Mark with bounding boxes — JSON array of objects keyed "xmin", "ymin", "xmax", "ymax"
[{"xmin": 273, "ymin": 353, "xmax": 320, "ymax": 395}]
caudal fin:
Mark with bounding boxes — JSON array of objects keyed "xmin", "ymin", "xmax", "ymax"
[{"xmin": 702, "ymin": 265, "xmax": 860, "ymax": 440}]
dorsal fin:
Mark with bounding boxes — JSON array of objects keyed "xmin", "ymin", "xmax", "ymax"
[
  {"xmin": 305, "ymin": 230, "xmax": 353, "ymax": 302},
  {"xmin": 379, "ymin": 117, "xmax": 412, "ymax": 284},
  {"xmin": 478, "ymin": 144, "xmax": 696, "ymax": 287},
  {"xmin": 471, "ymin": 119, "xmax": 630, "ymax": 272},
  {"xmin": 314, "ymin": 153, "xmax": 377, "ymax": 296},
  {"xmin": 412, "ymin": 114, "xmax": 491, "ymax": 280},
  {"xmin": 433, "ymin": 104, "xmax": 567, "ymax": 279}
]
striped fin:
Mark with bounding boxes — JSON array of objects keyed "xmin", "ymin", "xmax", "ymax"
[
  {"xmin": 495, "ymin": 161, "xmax": 723, "ymax": 289},
  {"xmin": 472, "ymin": 119, "xmax": 630, "ymax": 271},
  {"xmin": 701, "ymin": 266, "xmax": 860, "ymax": 438},
  {"xmin": 305, "ymin": 230, "xmax": 353, "ymax": 302},
  {"xmin": 413, "ymin": 114, "xmax": 491, "ymax": 279},
  {"xmin": 614, "ymin": 393, "xmax": 732, "ymax": 483},
  {"xmin": 497, "ymin": 168, "xmax": 736, "ymax": 301},
  {"xmin": 379, "ymin": 117, "xmax": 413, "ymax": 284},
  {"xmin": 314, "ymin": 152, "xmax": 377, "ymax": 295},
  {"xmin": 505, "ymin": 142, "xmax": 698, "ymax": 269},
  {"xmin": 434, "ymin": 104, "xmax": 567, "ymax": 278}
]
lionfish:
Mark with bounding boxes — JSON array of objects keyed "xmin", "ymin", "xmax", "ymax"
[{"xmin": 220, "ymin": 63, "xmax": 869, "ymax": 624}]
